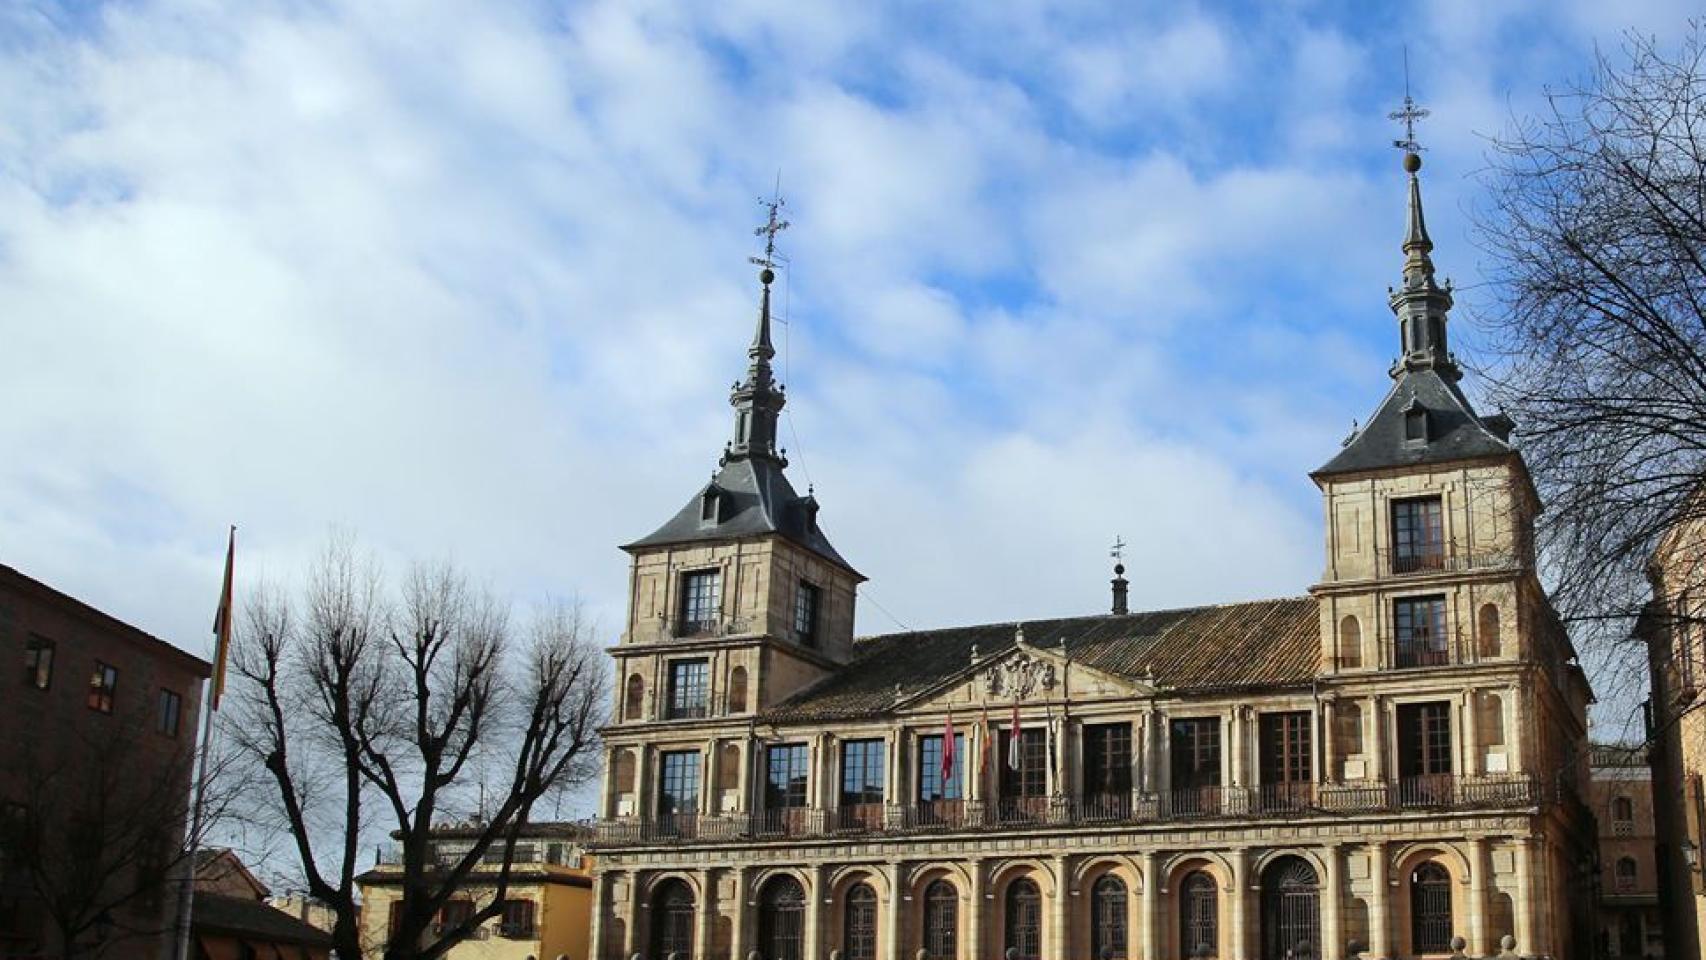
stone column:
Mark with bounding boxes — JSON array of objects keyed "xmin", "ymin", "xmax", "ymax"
[
  {"xmin": 1230, "ymin": 849, "xmax": 1250, "ymax": 960},
  {"xmin": 637, "ymin": 745, "xmax": 656, "ymax": 820},
  {"xmin": 1230, "ymin": 707, "xmax": 1246, "ymax": 787},
  {"xmin": 1321, "ymin": 845, "xmax": 1343, "ymax": 960},
  {"xmin": 1322, "ymin": 699, "xmax": 1338, "ymax": 783},
  {"xmin": 590, "ymin": 870, "xmax": 610, "ymax": 960},
  {"xmin": 806, "ymin": 864, "xmax": 827, "ymax": 960},
  {"xmin": 1462, "ymin": 690, "xmax": 1480, "ymax": 778},
  {"xmin": 1508, "ymin": 685, "xmax": 1526, "ymax": 773},
  {"xmin": 737, "ymin": 739, "xmax": 753, "ymax": 814},
  {"xmin": 1366, "ymin": 698, "xmax": 1385, "ymax": 782},
  {"xmin": 885, "ymin": 862, "xmax": 905, "ymax": 960},
  {"xmin": 731, "ymin": 867, "xmax": 750, "ymax": 960},
  {"xmin": 1220, "ymin": 709, "xmax": 1234, "ymax": 788},
  {"xmin": 697, "ymin": 868, "xmax": 716, "ymax": 960},
  {"xmin": 623, "ymin": 873, "xmax": 642, "ymax": 960},
  {"xmin": 1140, "ymin": 851, "xmax": 1159, "ymax": 960},
  {"xmin": 1054, "ymin": 854, "xmax": 1072, "ymax": 960},
  {"xmin": 968, "ymin": 860, "xmax": 986, "ymax": 960},
  {"xmin": 702, "ymin": 742, "xmax": 718, "ymax": 816},
  {"xmin": 1513, "ymin": 839, "xmax": 1535, "ymax": 957},
  {"xmin": 1368, "ymin": 842, "xmax": 1390, "ymax": 960},
  {"xmin": 1467, "ymin": 837, "xmax": 1488, "ymax": 956}
]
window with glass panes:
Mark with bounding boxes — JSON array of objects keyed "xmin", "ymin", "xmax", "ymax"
[
  {"xmin": 766, "ymin": 743, "xmax": 810, "ymax": 809},
  {"xmin": 840, "ymin": 739, "xmax": 885, "ymax": 806},
  {"xmin": 87, "ymin": 661, "xmax": 117, "ymax": 713},
  {"xmin": 657, "ymin": 750, "xmax": 700, "ymax": 817},
  {"xmin": 1394, "ymin": 595, "xmax": 1449, "ymax": 667},
  {"xmin": 794, "ymin": 581, "xmax": 821, "ymax": 646},
  {"xmin": 1391, "ymin": 496, "xmax": 1445, "ymax": 570},
  {"xmin": 1083, "ymin": 723, "xmax": 1132, "ymax": 796},
  {"xmin": 916, "ymin": 734, "xmax": 964, "ymax": 801},
  {"xmin": 1258, "ymin": 712, "xmax": 1312, "ymax": 784},
  {"xmin": 667, "ymin": 659, "xmax": 708, "ymax": 719},
  {"xmin": 156, "ymin": 689, "xmax": 182, "ymax": 738},
  {"xmin": 677, "ymin": 570, "xmax": 720, "ymax": 634},
  {"xmin": 1397, "ymin": 702, "xmax": 1453, "ymax": 778},
  {"xmin": 23, "ymin": 635, "xmax": 53, "ymax": 690},
  {"xmin": 999, "ymin": 729, "xmax": 1048, "ymax": 798},
  {"xmin": 1169, "ymin": 718, "xmax": 1221, "ymax": 789}
]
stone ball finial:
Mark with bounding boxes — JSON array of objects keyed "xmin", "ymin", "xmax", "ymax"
[
  {"xmin": 917, "ymin": 949, "xmax": 930, "ymax": 960},
  {"xmin": 1005, "ymin": 949, "xmax": 1019, "ymax": 960},
  {"xmin": 750, "ymin": 951, "xmax": 764, "ymax": 960},
  {"xmin": 668, "ymin": 953, "xmax": 680, "ymax": 960},
  {"xmin": 830, "ymin": 951, "xmax": 841, "ymax": 960},
  {"xmin": 1404, "ymin": 152, "xmax": 1422, "ymax": 174},
  {"xmin": 632, "ymin": 954, "xmax": 643, "ymax": 960},
  {"xmin": 1114, "ymin": 563, "xmax": 1125, "ymax": 576},
  {"xmin": 1500, "ymin": 933, "xmax": 1518, "ymax": 955},
  {"xmin": 1346, "ymin": 939, "xmax": 1366, "ymax": 958},
  {"xmin": 760, "ymin": 268, "xmax": 776, "ymax": 286}
]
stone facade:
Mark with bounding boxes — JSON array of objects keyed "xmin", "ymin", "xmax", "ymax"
[
  {"xmin": 589, "ymin": 156, "xmax": 1597, "ymax": 960},
  {"xmin": 1586, "ymin": 746, "xmax": 1663, "ymax": 959}
]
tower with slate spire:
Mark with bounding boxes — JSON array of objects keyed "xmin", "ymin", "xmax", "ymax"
[{"xmin": 612, "ymin": 197, "xmax": 863, "ymax": 738}]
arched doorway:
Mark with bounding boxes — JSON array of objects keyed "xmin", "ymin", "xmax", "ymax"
[
  {"xmin": 1090, "ymin": 874, "xmax": 1128, "ymax": 960},
  {"xmin": 759, "ymin": 876, "xmax": 806, "ymax": 960},
  {"xmin": 650, "ymin": 878, "xmax": 695, "ymax": 960},
  {"xmin": 1409, "ymin": 862, "xmax": 1453, "ymax": 953},
  {"xmin": 1004, "ymin": 878, "xmax": 1042, "ymax": 960},
  {"xmin": 1261, "ymin": 857, "xmax": 1320, "ymax": 960},
  {"xmin": 1179, "ymin": 871, "xmax": 1218, "ymax": 958},
  {"xmin": 844, "ymin": 882, "xmax": 878, "ymax": 960},
  {"xmin": 922, "ymin": 880, "xmax": 958, "ymax": 960}
]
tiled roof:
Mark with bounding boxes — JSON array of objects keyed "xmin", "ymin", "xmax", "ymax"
[
  {"xmin": 193, "ymin": 894, "xmax": 332, "ymax": 947},
  {"xmin": 1314, "ymin": 368, "xmax": 1515, "ymax": 478},
  {"xmin": 762, "ymin": 597, "xmax": 1320, "ymax": 722}
]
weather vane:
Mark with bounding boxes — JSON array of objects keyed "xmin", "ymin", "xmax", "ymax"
[
  {"xmin": 1110, "ymin": 536, "xmax": 1126, "ymax": 563},
  {"xmin": 750, "ymin": 178, "xmax": 790, "ymax": 275},
  {"xmin": 1389, "ymin": 47, "xmax": 1429, "ymax": 155}
]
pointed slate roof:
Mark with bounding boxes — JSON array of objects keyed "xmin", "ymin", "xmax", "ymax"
[
  {"xmin": 761, "ymin": 597, "xmax": 1319, "ymax": 722},
  {"xmin": 1314, "ymin": 368, "xmax": 1515, "ymax": 477}
]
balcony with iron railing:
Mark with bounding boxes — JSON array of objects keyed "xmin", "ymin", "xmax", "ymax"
[
  {"xmin": 589, "ymin": 774, "xmax": 1549, "ymax": 848},
  {"xmin": 371, "ymin": 840, "xmax": 580, "ymax": 870},
  {"xmin": 1376, "ymin": 542, "xmax": 1522, "ymax": 578},
  {"xmin": 628, "ymin": 615, "xmax": 757, "ymax": 644}
]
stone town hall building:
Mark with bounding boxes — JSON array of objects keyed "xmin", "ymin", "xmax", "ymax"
[{"xmin": 586, "ymin": 153, "xmax": 1596, "ymax": 960}]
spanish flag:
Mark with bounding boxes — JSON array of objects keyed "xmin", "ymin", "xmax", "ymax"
[{"xmin": 210, "ymin": 526, "xmax": 235, "ymax": 710}]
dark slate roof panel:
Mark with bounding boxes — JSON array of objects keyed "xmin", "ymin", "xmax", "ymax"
[
  {"xmin": 193, "ymin": 894, "xmax": 333, "ymax": 947},
  {"xmin": 761, "ymin": 597, "xmax": 1319, "ymax": 722},
  {"xmin": 1314, "ymin": 368, "xmax": 1514, "ymax": 477},
  {"xmin": 625, "ymin": 458, "xmax": 857, "ymax": 574}
]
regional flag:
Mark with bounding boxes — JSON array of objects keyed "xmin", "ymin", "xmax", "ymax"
[
  {"xmin": 210, "ymin": 526, "xmax": 235, "ymax": 710},
  {"xmin": 1007, "ymin": 699, "xmax": 1021, "ymax": 771},
  {"xmin": 941, "ymin": 710, "xmax": 956, "ymax": 785}
]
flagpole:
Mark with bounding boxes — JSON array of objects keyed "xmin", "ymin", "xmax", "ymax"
[{"xmin": 174, "ymin": 525, "xmax": 234, "ymax": 960}]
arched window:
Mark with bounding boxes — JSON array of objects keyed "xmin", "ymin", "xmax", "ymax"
[
  {"xmin": 923, "ymin": 881, "xmax": 958, "ymax": 960},
  {"xmin": 1338, "ymin": 616, "xmax": 1362, "ymax": 669},
  {"xmin": 1004, "ymin": 878, "xmax": 1042, "ymax": 960},
  {"xmin": 1261, "ymin": 857, "xmax": 1319, "ymax": 960},
  {"xmin": 1091, "ymin": 875, "xmax": 1128, "ymax": 960},
  {"xmin": 1612, "ymin": 797, "xmax": 1635, "ymax": 834},
  {"xmin": 1180, "ymin": 871, "xmax": 1217, "ymax": 958},
  {"xmin": 759, "ymin": 876, "xmax": 806, "ymax": 960},
  {"xmin": 651, "ymin": 879, "xmax": 695, "ymax": 960},
  {"xmin": 1478, "ymin": 604, "xmax": 1502, "ymax": 658},
  {"xmin": 1409, "ymin": 862, "xmax": 1452, "ymax": 954},
  {"xmin": 844, "ymin": 882, "xmax": 878, "ymax": 960},
  {"xmin": 1615, "ymin": 857, "xmax": 1638, "ymax": 892},
  {"xmin": 624, "ymin": 674, "xmax": 645, "ymax": 721},
  {"xmin": 728, "ymin": 666, "xmax": 748, "ymax": 713}
]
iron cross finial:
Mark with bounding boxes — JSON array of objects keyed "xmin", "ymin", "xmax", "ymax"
[
  {"xmin": 1389, "ymin": 47, "xmax": 1429, "ymax": 155},
  {"xmin": 1110, "ymin": 536, "xmax": 1127, "ymax": 563},
  {"xmin": 750, "ymin": 181, "xmax": 791, "ymax": 273}
]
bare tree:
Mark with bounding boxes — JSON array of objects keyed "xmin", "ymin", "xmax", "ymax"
[
  {"xmin": 0, "ymin": 699, "xmax": 230, "ymax": 960},
  {"xmin": 1473, "ymin": 27, "xmax": 1706, "ymax": 686},
  {"xmin": 226, "ymin": 539, "xmax": 605, "ymax": 960}
]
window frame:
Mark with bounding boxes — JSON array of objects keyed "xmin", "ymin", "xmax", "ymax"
[
  {"xmin": 840, "ymin": 739, "xmax": 886, "ymax": 807},
  {"xmin": 657, "ymin": 749, "xmax": 701, "ymax": 818},
  {"xmin": 1003, "ymin": 878, "xmax": 1042, "ymax": 960},
  {"xmin": 1091, "ymin": 874, "xmax": 1129, "ymax": 960},
  {"xmin": 923, "ymin": 880, "xmax": 958, "ymax": 960},
  {"xmin": 677, "ymin": 569, "xmax": 721, "ymax": 636},
  {"xmin": 87, "ymin": 661, "xmax": 118, "ymax": 714},
  {"xmin": 1083, "ymin": 722, "xmax": 1133, "ymax": 798},
  {"xmin": 916, "ymin": 733, "xmax": 964, "ymax": 802},
  {"xmin": 1180, "ymin": 871, "xmax": 1218, "ymax": 959},
  {"xmin": 23, "ymin": 634, "xmax": 54, "ymax": 691},
  {"xmin": 1391, "ymin": 496, "xmax": 1445, "ymax": 571},
  {"xmin": 156, "ymin": 688, "xmax": 183, "ymax": 738},
  {"xmin": 1169, "ymin": 717, "xmax": 1222, "ymax": 790},
  {"xmin": 1394, "ymin": 594, "xmax": 1450, "ymax": 668},
  {"xmin": 793, "ymin": 581, "xmax": 821, "ymax": 647},
  {"xmin": 765, "ymin": 743, "xmax": 811, "ymax": 810},
  {"xmin": 666, "ymin": 659, "xmax": 709, "ymax": 720}
]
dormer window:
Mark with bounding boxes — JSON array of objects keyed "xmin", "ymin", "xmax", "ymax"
[
  {"xmin": 1403, "ymin": 399, "xmax": 1429, "ymax": 443},
  {"xmin": 699, "ymin": 484, "xmax": 723, "ymax": 525}
]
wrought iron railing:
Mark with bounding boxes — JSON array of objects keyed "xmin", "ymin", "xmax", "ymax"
[
  {"xmin": 589, "ymin": 774, "xmax": 1548, "ymax": 847},
  {"xmin": 1378, "ymin": 544, "xmax": 1521, "ymax": 578}
]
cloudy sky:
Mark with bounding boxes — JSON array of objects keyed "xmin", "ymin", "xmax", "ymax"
[{"xmin": 1, "ymin": 0, "xmax": 1690, "ymax": 755}]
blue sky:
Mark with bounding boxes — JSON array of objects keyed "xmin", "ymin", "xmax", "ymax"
[{"xmin": 0, "ymin": 0, "xmax": 1689, "ymax": 755}]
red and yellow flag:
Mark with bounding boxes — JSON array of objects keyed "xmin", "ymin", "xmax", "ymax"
[{"xmin": 210, "ymin": 526, "xmax": 235, "ymax": 710}]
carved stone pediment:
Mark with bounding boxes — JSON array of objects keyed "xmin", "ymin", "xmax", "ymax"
[{"xmin": 982, "ymin": 651, "xmax": 1057, "ymax": 699}]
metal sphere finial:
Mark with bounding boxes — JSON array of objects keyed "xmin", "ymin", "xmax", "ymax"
[{"xmin": 1404, "ymin": 151, "xmax": 1423, "ymax": 174}]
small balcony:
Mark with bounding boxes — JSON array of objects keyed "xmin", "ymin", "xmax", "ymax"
[{"xmin": 1378, "ymin": 543, "xmax": 1521, "ymax": 578}]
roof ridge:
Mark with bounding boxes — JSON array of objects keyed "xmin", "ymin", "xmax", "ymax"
[{"xmin": 852, "ymin": 594, "xmax": 1315, "ymax": 645}]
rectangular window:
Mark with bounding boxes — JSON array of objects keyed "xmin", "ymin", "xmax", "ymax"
[
  {"xmin": 23, "ymin": 634, "xmax": 53, "ymax": 690},
  {"xmin": 1258, "ymin": 712, "xmax": 1312, "ymax": 784},
  {"xmin": 1391, "ymin": 497, "xmax": 1445, "ymax": 572},
  {"xmin": 437, "ymin": 900, "xmax": 474, "ymax": 934},
  {"xmin": 1169, "ymin": 718, "xmax": 1221, "ymax": 789},
  {"xmin": 916, "ymin": 733, "xmax": 964, "ymax": 802},
  {"xmin": 794, "ymin": 581, "xmax": 821, "ymax": 646},
  {"xmin": 387, "ymin": 901, "xmax": 405, "ymax": 945},
  {"xmin": 667, "ymin": 659, "xmax": 709, "ymax": 719},
  {"xmin": 1394, "ymin": 595, "xmax": 1450, "ymax": 667},
  {"xmin": 1082, "ymin": 723, "xmax": 1133, "ymax": 796},
  {"xmin": 840, "ymin": 739, "xmax": 886, "ymax": 806},
  {"xmin": 657, "ymin": 750, "xmax": 701, "ymax": 817},
  {"xmin": 1397, "ymin": 702, "xmax": 1453, "ymax": 806},
  {"xmin": 156, "ymin": 689, "xmax": 182, "ymax": 738},
  {"xmin": 677, "ymin": 570, "xmax": 721, "ymax": 635},
  {"xmin": 500, "ymin": 899, "xmax": 536, "ymax": 937},
  {"xmin": 87, "ymin": 661, "xmax": 118, "ymax": 714},
  {"xmin": 765, "ymin": 743, "xmax": 810, "ymax": 809},
  {"xmin": 999, "ymin": 728, "xmax": 1049, "ymax": 799}
]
